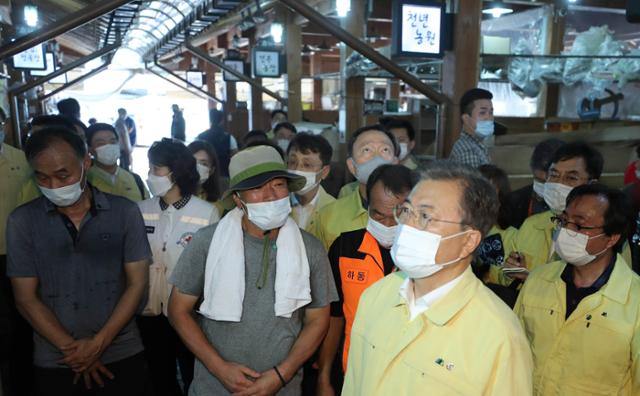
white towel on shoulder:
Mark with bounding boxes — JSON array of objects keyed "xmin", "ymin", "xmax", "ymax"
[{"xmin": 199, "ymin": 207, "xmax": 311, "ymax": 322}]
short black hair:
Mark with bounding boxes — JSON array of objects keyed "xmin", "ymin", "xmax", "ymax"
[
  {"xmin": 530, "ymin": 138, "xmax": 566, "ymax": 172},
  {"xmin": 271, "ymin": 109, "xmax": 287, "ymax": 119},
  {"xmin": 86, "ymin": 123, "xmax": 118, "ymax": 146},
  {"xmin": 419, "ymin": 161, "xmax": 498, "ymax": 238},
  {"xmin": 70, "ymin": 118, "xmax": 87, "ymax": 136},
  {"xmin": 566, "ymin": 183, "xmax": 632, "ymax": 252},
  {"xmin": 549, "ymin": 142, "xmax": 603, "ymax": 180},
  {"xmin": 57, "ymin": 98, "xmax": 80, "ymax": 118},
  {"xmin": 287, "ymin": 133, "xmax": 333, "ymax": 166},
  {"xmin": 380, "ymin": 118, "xmax": 416, "ymax": 141},
  {"xmin": 478, "ymin": 164, "xmax": 512, "ymax": 230},
  {"xmin": 209, "ymin": 109, "xmax": 224, "ymax": 126},
  {"xmin": 366, "ymin": 164, "xmax": 415, "ymax": 201},
  {"xmin": 148, "ymin": 138, "xmax": 199, "ymax": 196},
  {"xmin": 460, "ymin": 88, "xmax": 493, "ymax": 116},
  {"xmin": 347, "ymin": 124, "xmax": 399, "ymax": 157},
  {"xmin": 274, "ymin": 122, "xmax": 297, "ymax": 135},
  {"xmin": 24, "ymin": 126, "xmax": 87, "ymax": 163},
  {"xmin": 188, "ymin": 140, "xmax": 222, "ymax": 202},
  {"xmin": 243, "ymin": 129, "xmax": 268, "ymax": 147},
  {"xmin": 31, "ymin": 114, "xmax": 75, "ymax": 131}
]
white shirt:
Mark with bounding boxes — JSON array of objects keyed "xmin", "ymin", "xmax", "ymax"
[
  {"xmin": 399, "ymin": 272, "xmax": 465, "ymax": 321},
  {"xmin": 291, "ymin": 188, "xmax": 320, "ymax": 230},
  {"xmin": 137, "ymin": 195, "xmax": 219, "ymax": 316}
]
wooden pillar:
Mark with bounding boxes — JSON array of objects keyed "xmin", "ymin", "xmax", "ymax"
[
  {"xmin": 285, "ymin": 9, "xmax": 303, "ymax": 122},
  {"xmin": 341, "ymin": 0, "xmax": 366, "ymax": 142},
  {"xmin": 204, "ymin": 42, "xmax": 217, "ymax": 109},
  {"xmin": 247, "ymin": 28, "xmax": 264, "ymax": 130},
  {"xmin": 218, "ymin": 32, "xmax": 237, "ymax": 132},
  {"xmin": 544, "ymin": 7, "xmax": 565, "ymax": 118},
  {"xmin": 387, "ymin": 79, "xmax": 400, "ymax": 100},
  {"xmin": 442, "ymin": 0, "xmax": 482, "ymax": 156},
  {"xmin": 313, "ymin": 79, "xmax": 323, "ymax": 110}
]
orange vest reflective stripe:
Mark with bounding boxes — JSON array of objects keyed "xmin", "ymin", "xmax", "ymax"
[{"xmin": 339, "ymin": 231, "xmax": 386, "ymax": 371}]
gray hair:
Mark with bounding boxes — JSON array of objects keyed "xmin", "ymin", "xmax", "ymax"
[{"xmin": 413, "ymin": 160, "xmax": 498, "ymax": 238}]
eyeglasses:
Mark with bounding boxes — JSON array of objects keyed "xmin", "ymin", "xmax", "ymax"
[
  {"xmin": 550, "ymin": 215, "xmax": 604, "ymax": 236},
  {"xmin": 394, "ymin": 202, "xmax": 466, "ymax": 231}
]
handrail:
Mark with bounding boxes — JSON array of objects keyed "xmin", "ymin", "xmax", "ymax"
[
  {"xmin": 0, "ymin": 0, "xmax": 131, "ymax": 61},
  {"xmin": 39, "ymin": 57, "xmax": 113, "ymax": 102},
  {"xmin": 153, "ymin": 59, "xmax": 225, "ymax": 104},
  {"xmin": 145, "ymin": 63, "xmax": 210, "ymax": 101}
]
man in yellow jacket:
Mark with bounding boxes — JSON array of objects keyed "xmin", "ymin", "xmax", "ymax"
[
  {"xmin": 286, "ymin": 133, "xmax": 335, "ymax": 232},
  {"xmin": 515, "ymin": 183, "xmax": 640, "ymax": 395},
  {"xmin": 343, "ymin": 162, "xmax": 533, "ymax": 395},
  {"xmin": 504, "ymin": 142, "xmax": 603, "ymax": 283},
  {"xmin": 310, "ymin": 124, "xmax": 399, "ymax": 250}
]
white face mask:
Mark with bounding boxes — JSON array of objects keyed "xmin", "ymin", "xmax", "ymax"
[
  {"xmin": 95, "ymin": 144, "xmax": 120, "ymax": 166},
  {"xmin": 147, "ymin": 173, "xmax": 174, "ymax": 197},
  {"xmin": 398, "ymin": 143, "xmax": 409, "ymax": 161},
  {"xmin": 366, "ymin": 216, "xmax": 397, "ymax": 248},
  {"xmin": 391, "ymin": 224, "xmax": 470, "ymax": 279},
  {"xmin": 196, "ymin": 163, "xmax": 210, "ymax": 183},
  {"xmin": 242, "ymin": 196, "xmax": 292, "ymax": 231},
  {"xmin": 353, "ymin": 156, "xmax": 393, "ymax": 184},
  {"xmin": 533, "ymin": 180, "xmax": 546, "ymax": 198},
  {"xmin": 475, "ymin": 120, "xmax": 495, "ymax": 138},
  {"xmin": 543, "ymin": 182, "xmax": 574, "ymax": 212},
  {"xmin": 553, "ymin": 227, "xmax": 607, "ymax": 266},
  {"xmin": 289, "ymin": 169, "xmax": 321, "ymax": 195},
  {"xmin": 39, "ymin": 166, "xmax": 86, "ymax": 207},
  {"xmin": 277, "ymin": 139, "xmax": 290, "ymax": 153}
]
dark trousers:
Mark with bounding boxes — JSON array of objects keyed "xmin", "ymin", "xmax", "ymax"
[
  {"xmin": 0, "ymin": 254, "xmax": 35, "ymax": 396},
  {"xmin": 34, "ymin": 352, "xmax": 151, "ymax": 396},
  {"xmin": 136, "ymin": 315, "xmax": 194, "ymax": 396}
]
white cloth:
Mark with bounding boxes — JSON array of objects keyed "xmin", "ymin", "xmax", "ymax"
[
  {"xmin": 399, "ymin": 271, "xmax": 465, "ymax": 321},
  {"xmin": 291, "ymin": 189, "xmax": 320, "ymax": 230},
  {"xmin": 138, "ymin": 196, "xmax": 218, "ymax": 316},
  {"xmin": 199, "ymin": 207, "xmax": 311, "ymax": 322}
]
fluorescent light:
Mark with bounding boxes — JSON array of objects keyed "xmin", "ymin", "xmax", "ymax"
[
  {"xmin": 271, "ymin": 23, "xmax": 283, "ymax": 44},
  {"xmin": 482, "ymin": 7, "xmax": 513, "ymax": 18},
  {"xmin": 336, "ymin": 0, "xmax": 351, "ymax": 18},
  {"xmin": 24, "ymin": 4, "xmax": 38, "ymax": 27},
  {"xmin": 568, "ymin": 0, "xmax": 577, "ymax": 3}
]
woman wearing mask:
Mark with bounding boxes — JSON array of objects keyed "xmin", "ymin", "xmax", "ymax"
[
  {"xmin": 137, "ymin": 138, "xmax": 219, "ymax": 396},
  {"xmin": 187, "ymin": 140, "xmax": 223, "ymax": 217}
]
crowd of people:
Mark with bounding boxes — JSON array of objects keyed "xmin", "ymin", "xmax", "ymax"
[{"xmin": 0, "ymin": 87, "xmax": 640, "ymax": 396}]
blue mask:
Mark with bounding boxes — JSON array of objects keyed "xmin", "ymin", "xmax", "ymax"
[{"xmin": 475, "ymin": 120, "xmax": 494, "ymax": 138}]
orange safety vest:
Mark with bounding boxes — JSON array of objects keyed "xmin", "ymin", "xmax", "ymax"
[{"xmin": 338, "ymin": 231, "xmax": 389, "ymax": 371}]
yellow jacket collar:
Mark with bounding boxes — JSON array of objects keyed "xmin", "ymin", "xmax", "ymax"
[
  {"xmin": 540, "ymin": 254, "xmax": 631, "ymax": 305},
  {"xmin": 393, "ymin": 266, "xmax": 479, "ymax": 326},
  {"xmin": 345, "ymin": 187, "xmax": 367, "ymax": 221}
]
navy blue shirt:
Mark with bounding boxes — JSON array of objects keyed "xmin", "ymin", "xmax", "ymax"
[
  {"xmin": 561, "ymin": 256, "xmax": 615, "ymax": 319},
  {"xmin": 7, "ymin": 187, "xmax": 151, "ymax": 368}
]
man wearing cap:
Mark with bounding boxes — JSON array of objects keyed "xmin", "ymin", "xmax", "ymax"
[
  {"xmin": 449, "ymin": 88, "xmax": 494, "ymax": 168},
  {"xmin": 168, "ymin": 145, "xmax": 338, "ymax": 395}
]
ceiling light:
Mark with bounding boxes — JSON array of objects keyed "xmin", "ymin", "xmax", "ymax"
[
  {"xmin": 271, "ymin": 23, "xmax": 283, "ymax": 44},
  {"xmin": 337, "ymin": 0, "xmax": 351, "ymax": 18},
  {"xmin": 24, "ymin": 4, "xmax": 38, "ymax": 27},
  {"xmin": 482, "ymin": 7, "xmax": 513, "ymax": 18}
]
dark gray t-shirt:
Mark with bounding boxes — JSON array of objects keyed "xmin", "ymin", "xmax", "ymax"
[
  {"xmin": 169, "ymin": 223, "xmax": 338, "ymax": 396},
  {"xmin": 6, "ymin": 188, "xmax": 151, "ymax": 368}
]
